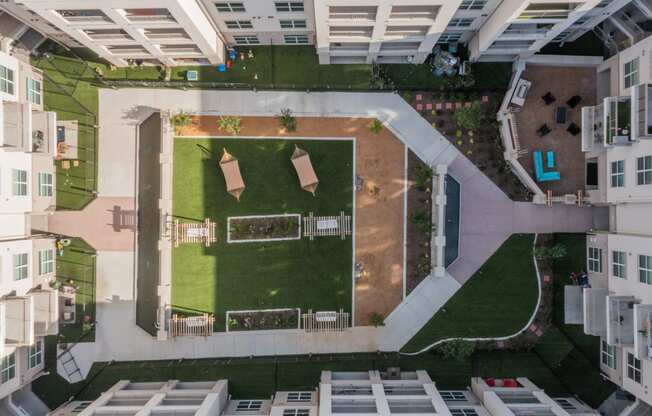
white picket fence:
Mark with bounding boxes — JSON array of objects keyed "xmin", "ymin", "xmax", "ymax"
[
  {"xmin": 169, "ymin": 313, "xmax": 215, "ymax": 337},
  {"xmin": 302, "ymin": 309, "xmax": 350, "ymax": 332},
  {"xmin": 303, "ymin": 211, "xmax": 351, "ymax": 241}
]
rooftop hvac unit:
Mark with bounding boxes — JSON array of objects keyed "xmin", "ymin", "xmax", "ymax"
[{"xmin": 385, "ymin": 367, "xmax": 401, "ymax": 380}]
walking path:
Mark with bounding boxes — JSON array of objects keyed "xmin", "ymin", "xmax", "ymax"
[{"xmin": 58, "ymin": 90, "xmax": 602, "ymax": 381}]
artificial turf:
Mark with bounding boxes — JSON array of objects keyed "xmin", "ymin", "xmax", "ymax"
[
  {"xmin": 172, "ymin": 137, "xmax": 354, "ymax": 330},
  {"xmin": 402, "ymin": 234, "xmax": 539, "ymax": 353}
]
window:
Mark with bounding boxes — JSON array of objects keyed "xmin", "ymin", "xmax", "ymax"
[
  {"xmin": 448, "ymin": 18, "xmax": 475, "ymax": 27},
  {"xmin": 39, "ymin": 249, "xmax": 54, "ymax": 275},
  {"xmin": 284, "ymin": 35, "xmax": 309, "ymax": 44},
  {"xmin": 283, "ymin": 410, "xmax": 309, "ymax": 416},
  {"xmin": 640, "ymin": 255, "xmax": 652, "ymax": 284},
  {"xmin": 28, "ymin": 340, "xmax": 43, "ymax": 368},
  {"xmin": 637, "ymin": 156, "xmax": 652, "ymax": 185},
  {"xmin": 224, "ymin": 20, "xmax": 253, "ymax": 29},
  {"xmin": 233, "ymin": 35, "xmax": 259, "ymax": 45},
  {"xmin": 588, "ymin": 247, "xmax": 602, "ymax": 273},
  {"xmin": 459, "ymin": 0, "xmax": 486, "ymax": 10},
  {"xmin": 624, "ymin": 58, "xmax": 639, "ymax": 89},
  {"xmin": 0, "ymin": 64, "xmax": 15, "ymax": 95},
  {"xmin": 237, "ymin": 400, "xmax": 262, "ymax": 411},
  {"xmin": 610, "ymin": 160, "xmax": 625, "ymax": 187},
  {"xmin": 38, "ymin": 172, "xmax": 53, "ymax": 197},
  {"xmin": 627, "ymin": 352, "xmax": 641, "ymax": 383},
  {"xmin": 601, "ymin": 340, "xmax": 616, "ymax": 369},
  {"xmin": 437, "ymin": 32, "xmax": 463, "ymax": 43},
  {"xmin": 612, "ymin": 250, "xmax": 626, "ymax": 278},
  {"xmin": 554, "ymin": 399, "xmax": 576, "ymax": 411},
  {"xmin": 450, "ymin": 410, "xmax": 478, "ymax": 416},
  {"xmin": 440, "ymin": 391, "xmax": 467, "ymax": 401},
  {"xmin": 215, "ymin": 2, "xmax": 245, "ymax": 12},
  {"xmin": 13, "ymin": 253, "xmax": 28, "ymax": 280},
  {"xmin": 12, "ymin": 169, "xmax": 27, "ymax": 196},
  {"xmin": 280, "ymin": 19, "xmax": 307, "ymax": 28},
  {"xmin": 275, "ymin": 2, "xmax": 304, "ymax": 12},
  {"xmin": 287, "ymin": 392, "xmax": 312, "ymax": 402},
  {"xmin": 26, "ymin": 77, "xmax": 41, "ymax": 105},
  {"xmin": 0, "ymin": 353, "xmax": 16, "ymax": 384}
]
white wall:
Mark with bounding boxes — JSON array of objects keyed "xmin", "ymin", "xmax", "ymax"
[{"xmin": 0, "ymin": 51, "xmax": 19, "ymax": 103}]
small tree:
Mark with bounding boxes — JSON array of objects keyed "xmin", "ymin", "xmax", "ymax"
[
  {"xmin": 370, "ymin": 313, "xmax": 385, "ymax": 327},
  {"xmin": 414, "ymin": 164, "xmax": 434, "ymax": 191},
  {"xmin": 370, "ymin": 119, "xmax": 383, "ymax": 134},
  {"xmin": 433, "ymin": 339, "xmax": 475, "ymax": 361},
  {"xmin": 453, "ymin": 102, "xmax": 484, "ymax": 130},
  {"xmin": 278, "ymin": 108, "xmax": 297, "ymax": 132},
  {"xmin": 170, "ymin": 111, "xmax": 192, "ymax": 134},
  {"xmin": 218, "ymin": 116, "xmax": 242, "ymax": 135}
]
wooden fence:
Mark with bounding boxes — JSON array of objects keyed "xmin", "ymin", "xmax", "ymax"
[
  {"xmin": 169, "ymin": 313, "xmax": 215, "ymax": 337},
  {"xmin": 302, "ymin": 309, "xmax": 350, "ymax": 332},
  {"xmin": 303, "ymin": 211, "xmax": 351, "ymax": 241}
]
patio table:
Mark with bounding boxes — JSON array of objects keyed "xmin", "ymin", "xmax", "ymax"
[{"xmin": 555, "ymin": 106, "xmax": 567, "ymax": 124}]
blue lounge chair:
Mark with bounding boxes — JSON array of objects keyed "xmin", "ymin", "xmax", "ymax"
[{"xmin": 546, "ymin": 151, "xmax": 555, "ymax": 169}]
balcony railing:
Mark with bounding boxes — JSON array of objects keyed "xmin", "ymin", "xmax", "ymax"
[
  {"xmin": 124, "ymin": 9, "xmax": 176, "ymax": 23},
  {"xmin": 605, "ymin": 96, "xmax": 632, "ymax": 145},
  {"xmin": 607, "ymin": 295, "xmax": 638, "ymax": 346},
  {"xmin": 634, "ymin": 304, "xmax": 652, "ymax": 360}
]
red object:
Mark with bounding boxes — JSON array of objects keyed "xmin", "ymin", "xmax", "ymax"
[
  {"xmin": 226, "ymin": 60, "xmax": 233, "ymax": 69},
  {"xmin": 485, "ymin": 378, "xmax": 495, "ymax": 387},
  {"xmin": 503, "ymin": 379, "xmax": 519, "ymax": 388}
]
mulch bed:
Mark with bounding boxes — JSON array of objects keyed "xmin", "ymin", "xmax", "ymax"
[
  {"xmin": 229, "ymin": 215, "xmax": 300, "ymax": 241},
  {"xmin": 227, "ymin": 308, "xmax": 300, "ymax": 331},
  {"xmin": 406, "ymin": 151, "xmax": 432, "ymax": 295}
]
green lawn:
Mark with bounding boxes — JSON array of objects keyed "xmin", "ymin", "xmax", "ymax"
[
  {"xmin": 172, "ymin": 138, "xmax": 354, "ymax": 330},
  {"xmin": 55, "ymin": 238, "xmax": 97, "ymax": 343},
  {"xmin": 31, "ymin": 54, "xmax": 99, "ymax": 210},
  {"xmin": 402, "ymin": 234, "xmax": 539, "ymax": 353}
]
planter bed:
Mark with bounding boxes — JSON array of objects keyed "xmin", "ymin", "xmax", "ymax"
[
  {"xmin": 226, "ymin": 308, "xmax": 300, "ymax": 331},
  {"xmin": 227, "ymin": 214, "xmax": 301, "ymax": 243}
]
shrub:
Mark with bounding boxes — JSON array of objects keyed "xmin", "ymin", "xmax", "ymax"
[
  {"xmin": 370, "ymin": 119, "xmax": 383, "ymax": 134},
  {"xmin": 218, "ymin": 116, "xmax": 242, "ymax": 135},
  {"xmin": 433, "ymin": 339, "xmax": 475, "ymax": 361},
  {"xmin": 370, "ymin": 313, "xmax": 385, "ymax": 327},
  {"xmin": 278, "ymin": 108, "xmax": 297, "ymax": 132},
  {"xmin": 453, "ymin": 102, "xmax": 484, "ymax": 130},
  {"xmin": 414, "ymin": 164, "xmax": 433, "ymax": 190},
  {"xmin": 411, "ymin": 210, "xmax": 431, "ymax": 234},
  {"xmin": 170, "ymin": 111, "xmax": 192, "ymax": 134},
  {"xmin": 535, "ymin": 243, "xmax": 568, "ymax": 261}
]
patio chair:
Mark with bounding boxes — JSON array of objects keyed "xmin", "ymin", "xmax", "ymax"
[
  {"xmin": 291, "ymin": 145, "xmax": 319, "ymax": 195},
  {"xmin": 536, "ymin": 124, "xmax": 552, "ymax": 138},
  {"xmin": 566, "ymin": 95, "xmax": 582, "ymax": 108},
  {"xmin": 541, "ymin": 92, "xmax": 556, "ymax": 106},
  {"xmin": 219, "ymin": 148, "xmax": 245, "ymax": 201},
  {"xmin": 567, "ymin": 122, "xmax": 581, "ymax": 136}
]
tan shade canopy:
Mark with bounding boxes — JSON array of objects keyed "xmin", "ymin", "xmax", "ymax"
[
  {"xmin": 219, "ymin": 148, "xmax": 245, "ymax": 201},
  {"xmin": 291, "ymin": 145, "xmax": 319, "ymax": 195}
]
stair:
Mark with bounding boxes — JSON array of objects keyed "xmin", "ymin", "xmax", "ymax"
[{"xmin": 57, "ymin": 348, "xmax": 84, "ymax": 383}]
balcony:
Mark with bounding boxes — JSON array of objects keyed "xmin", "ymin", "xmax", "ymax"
[
  {"xmin": 106, "ymin": 45, "xmax": 151, "ymax": 57},
  {"xmin": 499, "ymin": 23, "xmax": 553, "ymax": 40},
  {"xmin": 389, "ymin": 5, "xmax": 439, "ymax": 21},
  {"xmin": 0, "ymin": 102, "xmax": 56, "ymax": 155},
  {"xmin": 328, "ymin": 6, "xmax": 377, "ymax": 22},
  {"xmin": 160, "ymin": 45, "xmax": 202, "ymax": 56},
  {"xmin": 56, "ymin": 9, "xmax": 113, "ymax": 24},
  {"xmin": 30, "ymin": 289, "xmax": 58, "ymax": 337},
  {"xmin": 583, "ymin": 287, "xmax": 608, "ymax": 336},
  {"xmin": 384, "ymin": 26, "xmax": 429, "ymax": 38},
  {"xmin": 143, "ymin": 28, "xmax": 191, "ymax": 43},
  {"xmin": 634, "ymin": 304, "xmax": 652, "ymax": 360},
  {"xmin": 4, "ymin": 297, "xmax": 34, "ymax": 347},
  {"xmin": 605, "ymin": 96, "xmax": 632, "ymax": 145},
  {"xmin": 84, "ymin": 29, "xmax": 133, "ymax": 42},
  {"xmin": 124, "ymin": 8, "xmax": 176, "ymax": 24},
  {"xmin": 607, "ymin": 295, "xmax": 639, "ymax": 346},
  {"xmin": 516, "ymin": 3, "xmax": 579, "ymax": 21},
  {"xmin": 632, "ymin": 83, "xmax": 652, "ymax": 139},
  {"xmin": 581, "ymin": 105, "xmax": 603, "ymax": 152},
  {"xmin": 329, "ymin": 26, "xmax": 374, "ymax": 40}
]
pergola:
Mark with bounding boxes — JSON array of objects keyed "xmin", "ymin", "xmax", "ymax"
[
  {"xmin": 291, "ymin": 145, "xmax": 319, "ymax": 195},
  {"xmin": 219, "ymin": 148, "xmax": 245, "ymax": 201}
]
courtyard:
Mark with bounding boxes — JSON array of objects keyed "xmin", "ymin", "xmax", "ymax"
[{"xmin": 172, "ymin": 115, "xmax": 408, "ymax": 327}]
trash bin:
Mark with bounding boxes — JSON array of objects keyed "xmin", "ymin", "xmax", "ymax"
[{"xmin": 217, "ymin": 64, "xmax": 226, "ymax": 72}]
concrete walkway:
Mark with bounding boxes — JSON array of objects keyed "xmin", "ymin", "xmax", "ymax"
[
  {"xmin": 59, "ymin": 90, "xmax": 605, "ymax": 381},
  {"xmin": 49, "ymin": 197, "xmax": 135, "ymax": 251}
]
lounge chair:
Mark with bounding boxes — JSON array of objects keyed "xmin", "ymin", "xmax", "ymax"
[
  {"xmin": 542, "ymin": 92, "xmax": 556, "ymax": 105},
  {"xmin": 566, "ymin": 95, "xmax": 582, "ymax": 109},
  {"xmin": 537, "ymin": 124, "xmax": 552, "ymax": 137},
  {"xmin": 291, "ymin": 145, "xmax": 319, "ymax": 195},
  {"xmin": 219, "ymin": 148, "xmax": 245, "ymax": 201},
  {"xmin": 533, "ymin": 150, "xmax": 560, "ymax": 182}
]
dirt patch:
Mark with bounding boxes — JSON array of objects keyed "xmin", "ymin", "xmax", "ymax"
[
  {"xmin": 178, "ymin": 116, "xmax": 406, "ymax": 325},
  {"xmin": 406, "ymin": 151, "xmax": 432, "ymax": 295},
  {"xmin": 228, "ymin": 215, "xmax": 300, "ymax": 242}
]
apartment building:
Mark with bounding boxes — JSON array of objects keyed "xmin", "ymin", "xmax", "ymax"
[
  {"xmin": 565, "ymin": 34, "xmax": 652, "ymax": 414},
  {"xmin": 55, "ymin": 371, "xmax": 598, "ymax": 416},
  {"xmin": 0, "ymin": 46, "xmax": 59, "ymax": 413}
]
